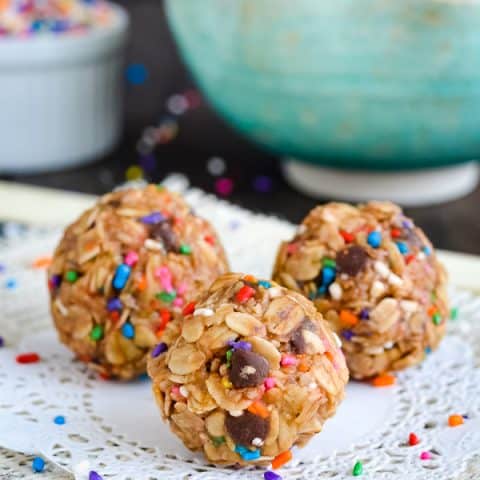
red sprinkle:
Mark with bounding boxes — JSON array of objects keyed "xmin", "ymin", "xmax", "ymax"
[
  {"xmin": 159, "ymin": 309, "xmax": 171, "ymax": 327},
  {"xmin": 409, "ymin": 432, "xmax": 420, "ymax": 446},
  {"xmin": 235, "ymin": 285, "xmax": 256, "ymax": 304},
  {"xmin": 110, "ymin": 311, "xmax": 120, "ymax": 321},
  {"xmin": 16, "ymin": 353, "xmax": 40, "ymax": 364},
  {"xmin": 340, "ymin": 230, "xmax": 355, "ymax": 243},
  {"xmin": 405, "ymin": 254, "xmax": 416, "ymax": 265},
  {"xmin": 182, "ymin": 302, "xmax": 196, "ymax": 316},
  {"xmin": 204, "ymin": 235, "xmax": 216, "ymax": 246},
  {"xmin": 391, "ymin": 228, "xmax": 402, "ymax": 238}
]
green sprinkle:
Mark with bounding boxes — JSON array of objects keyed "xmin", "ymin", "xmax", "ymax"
[
  {"xmin": 90, "ymin": 325, "xmax": 104, "ymax": 342},
  {"xmin": 432, "ymin": 312, "xmax": 442, "ymax": 325},
  {"xmin": 156, "ymin": 291, "xmax": 177, "ymax": 303},
  {"xmin": 322, "ymin": 258, "xmax": 336, "ymax": 268},
  {"xmin": 226, "ymin": 349, "xmax": 233, "ymax": 367},
  {"xmin": 65, "ymin": 270, "xmax": 78, "ymax": 283},
  {"xmin": 450, "ymin": 307, "xmax": 459, "ymax": 320},
  {"xmin": 352, "ymin": 460, "xmax": 363, "ymax": 476},
  {"xmin": 179, "ymin": 244, "xmax": 192, "ymax": 255},
  {"xmin": 211, "ymin": 436, "xmax": 225, "ymax": 446}
]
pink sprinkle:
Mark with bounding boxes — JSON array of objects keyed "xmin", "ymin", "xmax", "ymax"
[
  {"xmin": 173, "ymin": 297, "xmax": 184, "ymax": 307},
  {"xmin": 420, "ymin": 451, "xmax": 432, "ymax": 460},
  {"xmin": 215, "ymin": 177, "xmax": 234, "ymax": 197},
  {"xmin": 264, "ymin": 377, "xmax": 276, "ymax": 390},
  {"xmin": 155, "ymin": 266, "xmax": 173, "ymax": 292},
  {"xmin": 280, "ymin": 354, "xmax": 297, "ymax": 367},
  {"xmin": 286, "ymin": 243, "xmax": 298, "ymax": 254},
  {"xmin": 176, "ymin": 282, "xmax": 188, "ymax": 295},
  {"xmin": 171, "ymin": 385, "xmax": 180, "ymax": 396},
  {"xmin": 124, "ymin": 251, "xmax": 139, "ymax": 267}
]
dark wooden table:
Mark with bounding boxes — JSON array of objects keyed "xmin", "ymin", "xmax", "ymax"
[{"xmin": 1, "ymin": 0, "xmax": 479, "ymax": 254}]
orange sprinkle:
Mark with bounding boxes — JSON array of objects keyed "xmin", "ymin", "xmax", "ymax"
[
  {"xmin": 297, "ymin": 360, "xmax": 310, "ymax": 372},
  {"xmin": 32, "ymin": 256, "xmax": 52, "ymax": 269},
  {"xmin": 136, "ymin": 275, "xmax": 147, "ymax": 291},
  {"xmin": 371, "ymin": 373, "xmax": 396, "ymax": 387},
  {"xmin": 340, "ymin": 230, "xmax": 355, "ymax": 243},
  {"xmin": 339, "ymin": 310, "xmax": 359, "ymax": 327},
  {"xmin": 427, "ymin": 306, "xmax": 437, "ymax": 317},
  {"xmin": 243, "ymin": 274, "xmax": 257, "ymax": 284},
  {"xmin": 159, "ymin": 309, "xmax": 171, "ymax": 328},
  {"xmin": 247, "ymin": 401, "xmax": 270, "ymax": 419},
  {"xmin": 156, "ymin": 328, "xmax": 165, "ymax": 338},
  {"xmin": 204, "ymin": 235, "xmax": 216, "ymax": 246},
  {"xmin": 272, "ymin": 450, "xmax": 292, "ymax": 470},
  {"xmin": 405, "ymin": 254, "xmax": 416, "ymax": 265},
  {"xmin": 325, "ymin": 351, "xmax": 335, "ymax": 363},
  {"xmin": 448, "ymin": 414, "xmax": 464, "ymax": 427}
]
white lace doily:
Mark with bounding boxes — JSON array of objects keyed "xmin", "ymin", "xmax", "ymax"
[{"xmin": 0, "ymin": 175, "xmax": 479, "ymax": 480}]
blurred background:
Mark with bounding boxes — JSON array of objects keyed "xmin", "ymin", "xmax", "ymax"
[{"xmin": 0, "ymin": 0, "xmax": 479, "ymax": 254}]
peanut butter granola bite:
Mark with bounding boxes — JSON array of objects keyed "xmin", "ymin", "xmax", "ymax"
[
  {"xmin": 48, "ymin": 185, "xmax": 229, "ymax": 380},
  {"xmin": 273, "ymin": 202, "xmax": 448, "ymax": 380},
  {"xmin": 147, "ymin": 273, "xmax": 348, "ymax": 467}
]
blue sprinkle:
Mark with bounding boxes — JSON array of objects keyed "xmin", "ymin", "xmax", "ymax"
[
  {"xmin": 342, "ymin": 330, "xmax": 354, "ymax": 341},
  {"xmin": 107, "ymin": 298, "xmax": 122, "ymax": 312},
  {"xmin": 112, "ymin": 264, "xmax": 131, "ymax": 290},
  {"xmin": 423, "ymin": 246, "xmax": 432, "ymax": 256},
  {"xmin": 425, "ymin": 346, "xmax": 432, "ymax": 355},
  {"xmin": 462, "ymin": 414, "xmax": 469, "ymax": 419},
  {"xmin": 367, "ymin": 231, "xmax": 382, "ymax": 248},
  {"xmin": 258, "ymin": 280, "xmax": 271, "ymax": 289},
  {"xmin": 359, "ymin": 308, "xmax": 370, "ymax": 320},
  {"xmin": 264, "ymin": 471, "xmax": 282, "ymax": 480},
  {"xmin": 317, "ymin": 285, "xmax": 327, "ymax": 295},
  {"xmin": 126, "ymin": 63, "xmax": 148, "ymax": 85},
  {"xmin": 54, "ymin": 415, "xmax": 65, "ymax": 425},
  {"xmin": 32, "ymin": 456, "xmax": 45, "ymax": 472},
  {"xmin": 321, "ymin": 266, "xmax": 336, "ymax": 286},
  {"xmin": 228, "ymin": 340, "xmax": 252, "ymax": 351},
  {"xmin": 395, "ymin": 241, "xmax": 409, "ymax": 255},
  {"xmin": 89, "ymin": 471, "xmax": 103, "ymax": 480},
  {"xmin": 121, "ymin": 322, "xmax": 135, "ymax": 339},
  {"xmin": 140, "ymin": 211, "xmax": 165, "ymax": 225},
  {"xmin": 0, "ymin": 336, "xmax": 4, "ymax": 347},
  {"xmin": 5, "ymin": 278, "xmax": 17, "ymax": 289},
  {"xmin": 151, "ymin": 342, "xmax": 168, "ymax": 358},
  {"xmin": 235, "ymin": 445, "xmax": 261, "ymax": 461}
]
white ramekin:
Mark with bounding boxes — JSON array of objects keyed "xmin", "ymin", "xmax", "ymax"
[{"xmin": 0, "ymin": 5, "xmax": 129, "ymax": 174}]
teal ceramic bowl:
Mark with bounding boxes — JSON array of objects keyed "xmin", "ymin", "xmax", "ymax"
[{"xmin": 166, "ymin": 0, "xmax": 480, "ymax": 171}]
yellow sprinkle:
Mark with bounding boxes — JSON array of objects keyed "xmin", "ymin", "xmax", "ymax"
[
  {"xmin": 222, "ymin": 377, "xmax": 233, "ymax": 389},
  {"xmin": 125, "ymin": 165, "xmax": 144, "ymax": 181}
]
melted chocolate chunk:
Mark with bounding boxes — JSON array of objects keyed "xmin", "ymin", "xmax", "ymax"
[
  {"xmin": 336, "ymin": 245, "xmax": 368, "ymax": 276},
  {"xmin": 225, "ymin": 411, "xmax": 269, "ymax": 446},
  {"xmin": 150, "ymin": 221, "xmax": 178, "ymax": 252},
  {"xmin": 290, "ymin": 319, "xmax": 316, "ymax": 354},
  {"xmin": 228, "ymin": 349, "xmax": 269, "ymax": 388}
]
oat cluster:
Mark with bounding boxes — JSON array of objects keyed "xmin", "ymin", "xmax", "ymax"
[
  {"xmin": 48, "ymin": 185, "xmax": 228, "ymax": 379},
  {"xmin": 147, "ymin": 273, "xmax": 349, "ymax": 466},
  {"xmin": 273, "ymin": 201, "xmax": 448, "ymax": 379}
]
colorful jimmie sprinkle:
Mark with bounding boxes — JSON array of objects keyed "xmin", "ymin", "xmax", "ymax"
[
  {"xmin": 151, "ymin": 342, "xmax": 168, "ymax": 358},
  {"xmin": 89, "ymin": 471, "xmax": 103, "ymax": 480},
  {"xmin": 0, "ymin": 336, "xmax": 4, "ymax": 348},
  {"xmin": 65, "ymin": 270, "xmax": 78, "ymax": 283},
  {"xmin": 5, "ymin": 277, "xmax": 17, "ymax": 289},
  {"xmin": 371, "ymin": 373, "xmax": 396, "ymax": 387},
  {"xmin": 16, "ymin": 352, "xmax": 40, "ymax": 364},
  {"xmin": 121, "ymin": 322, "xmax": 135, "ymax": 339},
  {"xmin": 112, "ymin": 264, "xmax": 131, "ymax": 290},
  {"xmin": 367, "ymin": 231, "xmax": 382, "ymax": 248},
  {"xmin": 271, "ymin": 450, "xmax": 292, "ymax": 469},
  {"xmin": 235, "ymin": 285, "xmax": 256, "ymax": 303},
  {"xmin": 235, "ymin": 444, "xmax": 260, "ymax": 461},
  {"xmin": 352, "ymin": 460, "xmax": 363, "ymax": 476},
  {"xmin": 227, "ymin": 340, "xmax": 252, "ymax": 351},
  {"xmin": 420, "ymin": 451, "xmax": 432, "ymax": 460},
  {"xmin": 448, "ymin": 414, "xmax": 464, "ymax": 427},
  {"xmin": 54, "ymin": 415, "xmax": 66, "ymax": 425},
  {"xmin": 408, "ymin": 432, "xmax": 420, "ymax": 446},
  {"xmin": 215, "ymin": 177, "xmax": 234, "ymax": 197},
  {"xmin": 32, "ymin": 456, "xmax": 45, "ymax": 472},
  {"xmin": 264, "ymin": 471, "xmax": 282, "ymax": 480}
]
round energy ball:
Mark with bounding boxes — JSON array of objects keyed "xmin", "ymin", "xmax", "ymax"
[
  {"xmin": 273, "ymin": 202, "xmax": 449, "ymax": 380},
  {"xmin": 48, "ymin": 185, "xmax": 229, "ymax": 380},
  {"xmin": 147, "ymin": 273, "xmax": 348, "ymax": 467}
]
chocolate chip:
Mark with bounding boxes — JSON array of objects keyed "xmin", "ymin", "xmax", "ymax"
[
  {"xmin": 228, "ymin": 349, "xmax": 269, "ymax": 388},
  {"xmin": 290, "ymin": 319, "xmax": 316, "ymax": 354},
  {"xmin": 225, "ymin": 411, "xmax": 269, "ymax": 446},
  {"xmin": 336, "ymin": 245, "xmax": 368, "ymax": 276},
  {"xmin": 150, "ymin": 221, "xmax": 178, "ymax": 252}
]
